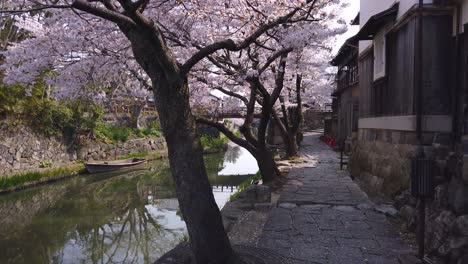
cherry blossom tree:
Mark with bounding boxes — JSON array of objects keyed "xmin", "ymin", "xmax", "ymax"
[
  {"xmin": 1, "ymin": 0, "xmax": 346, "ymax": 262},
  {"xmin": 194, "ymin": 15, "xmax": 344, "ymax": 162},
  {"xmin": 273, "ymin": 47, "xmax": 336, "ymax": 157}
]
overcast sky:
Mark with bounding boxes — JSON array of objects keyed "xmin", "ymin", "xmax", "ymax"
[{"xmin": 332, "ymin": 0, "xmax": 360, "ymax": 54}]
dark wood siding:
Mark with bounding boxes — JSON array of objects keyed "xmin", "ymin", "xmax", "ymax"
[
  {"xmin": 386, "ymin": 18, "xmax": 416, "ymax": 116},
  {"xmin": 358, "ymin": 49, "xmax": 373, "ymax": 118},
  {"xmin": 421, "ymin": 15, "xmax": 452, "ymax": 115},
  {"xmin": 358, "ymin": 14, "xmax": 452, "ymax": 120}
]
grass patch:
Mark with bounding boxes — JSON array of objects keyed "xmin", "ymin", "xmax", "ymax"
[
  {"xmin": 0, "ymin": 164, "xmax": 85, "ymax": 190},
  {"xmin": 119, "ymin": 152, "xmax": 149, "ymax": 160},
  {"xmin": 95, "ymin": 120, "xmax": 162, "ymax": 143},
  {"xmin": 229, "ymin": 171, "xmax": 261, "ymax": 201},
  {"xmin": 39, "ymin": 161, "xmax": 53, "ymax": 168}
]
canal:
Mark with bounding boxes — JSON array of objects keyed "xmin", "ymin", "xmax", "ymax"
[{"xmin": 0, "ymin": 143, "xmax": 258, "ymax": 264}]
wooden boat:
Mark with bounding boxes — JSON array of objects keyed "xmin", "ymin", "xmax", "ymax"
[{"xmin": 85, "ymin": 158, "xmax": 147, "ymax": 173}]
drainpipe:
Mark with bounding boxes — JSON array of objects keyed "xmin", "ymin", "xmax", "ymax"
[
  {"xmin": 416, "ymin": 0, "xmax": 423, "ymax": 143},
  {"xmin": 453, "ymin": 0, "xmax": 462, "ymax": 149},
  {"xmin": 416, "ymin": 0, "xmax": 425, "ymax": 261}
]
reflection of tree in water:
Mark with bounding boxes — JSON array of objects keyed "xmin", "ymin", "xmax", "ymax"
[
  {"xmin": 0, "ymin": 162, "xmax": 184, "ymax": 264},
  {"xmin": 224, "ymin": 145, "xmax": 241, "ymax": 163},
  {"xmin": 61, "ymin": 205, "xmax": 182, "ymax": 264}
]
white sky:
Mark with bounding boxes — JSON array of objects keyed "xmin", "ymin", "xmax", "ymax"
[{"xmin": 332, "ymin": 0, "xmax": 360, "ymax": 54}]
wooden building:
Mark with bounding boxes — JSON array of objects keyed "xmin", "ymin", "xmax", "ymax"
[
  {"xmin": 348, "ymin": 1, "xmax": 468, "ymax": 262},
  {"xmin": 351, "ymin": 0, "xmax": 463, "ymax": 194},
  {"xmin": 330, "ymin": 35, "xmax": 360, "ymax": 151}
]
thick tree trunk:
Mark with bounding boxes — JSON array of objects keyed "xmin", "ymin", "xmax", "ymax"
[
  {"xmin": 129, "ymin": 104, "xmax": 143, "ymax": 129},
  {"xmin": 124, "ymin": 27, "xmax": 232, "ymax": 263},
  {"xmin": 285, "ymin": 133, "xmax": 298, "ymax": 158},
  {"xmin": 272, "ymin": 109, "xmax": 298, "ymax": 159},
  {"xmin": 254, "ymin": 147, "xmax": 280, "ymax": 183},
  {"xmin": 155, "ymin": 80, "xmax": 232, "ymax": 264}
]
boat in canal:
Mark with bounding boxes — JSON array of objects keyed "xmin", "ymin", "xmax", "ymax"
[{"xmin": 85, "ymin": 158, "xmax": 147, "ymax": 173}]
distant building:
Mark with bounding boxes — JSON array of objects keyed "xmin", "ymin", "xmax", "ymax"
[{"xmin": 330, "ymin": 34, "xmax": 359, "ymax": 151}]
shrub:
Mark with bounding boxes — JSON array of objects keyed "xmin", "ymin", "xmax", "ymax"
[
  {"xmin": 0, "ymin": 83, "xmax": 25, "ymax": 118},
  {"xmin": 141, "ymin": 119, "xmax": 162, "ymax": 137},
  {"xmin": 98, "ymin": 125, "xmax": 132, "ymax": 142},
  {"xmin": 200, "ymin": 135, "xmax": 229, "ymax": 150},
  {"xmin": 23, "ymin": 99, "xmax": 74, "ymax": 136}
]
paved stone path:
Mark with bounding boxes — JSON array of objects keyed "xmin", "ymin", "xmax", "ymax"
[{"xmin": 257, "ymin": 132, "xmax": 413, "ymax": 264}]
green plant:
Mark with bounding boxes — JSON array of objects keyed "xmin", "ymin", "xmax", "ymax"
[
  {"xmin": 141, "ymin": 119, "xmax": 162, "ymax": 137},
  {"xmin": 119, "ymin": 152, "xmax": 148, "ymax": 160},
  {"xmin": 39, "ymin": 161, "xmax": 52, "ymax": 168},
  {"xmin": 233, "ymin": 130, "xmax": 242, "ymax": 138},
  {"xmin": 0, "ymin": 83, "xmax": 26, "ymax": 118},
  {"xmin": 229, "ymin": 171, "xmax": 262, "ymax": 201},
  {"xmin": 180, "ymin": 233, "xmax": 189, "ymax": 242},
  {"xmin": 95, "ymin": 124, "xmax": 132, "ymax": 142},
  {"xmin": 200, "ymin": 135, "xmax": 229, "ymax": 150},
  {"xmin": 23, "ymin": 99, "xmax": 74, "ymax": 136}
]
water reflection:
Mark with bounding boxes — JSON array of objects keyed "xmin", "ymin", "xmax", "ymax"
[
  {"xmin": 0, "ymin": 147, "xmax": 256, "ymax": 264},
  {"xmin": 218, "ymin": 143, "xmax": 259, "ymax": 176}
]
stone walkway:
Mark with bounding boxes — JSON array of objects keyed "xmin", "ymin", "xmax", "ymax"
[{"xmin": 257, "ymin": 132, "xmax": 414, "ymax": 264}]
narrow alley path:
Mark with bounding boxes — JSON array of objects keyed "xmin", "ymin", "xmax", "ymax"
[{"xmin": 257, "ymin": 132, "xmax": 414, "ymax": 264}]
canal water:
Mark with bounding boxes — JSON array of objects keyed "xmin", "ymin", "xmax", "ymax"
[{"xmin": 0, "ymin": 143, "xmax": 258, "ymax": 264}]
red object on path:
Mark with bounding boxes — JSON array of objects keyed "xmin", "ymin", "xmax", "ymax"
[{"xmin": 323, "ymin": 135, "xmax": 336, "ymax": 148}]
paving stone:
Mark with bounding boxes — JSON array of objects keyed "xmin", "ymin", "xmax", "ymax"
[
  {"xmin": 279, "ymin": 203, "xmax": 298, "ymax": 209},
  {"xmin": 257, "ymin": 132, "xmax": 414, "ymax": 263}
]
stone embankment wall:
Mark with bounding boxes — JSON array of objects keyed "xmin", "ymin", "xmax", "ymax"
[
  {"xmin": 0, "ymin": 124, "xmax": 167, "ymax": 176},
  {"xmin": 0, "ymin": 124, "xmax": 76, "ymax": 176},
  {"xmin": 350, "ymin": 128, "xmax": 468, "ymax": 263},
  {"xmin": 77, "ymin": 137, "xmax": 167, "ymax": 162}
]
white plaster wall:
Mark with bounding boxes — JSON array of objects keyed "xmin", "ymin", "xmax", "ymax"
[
  {"xmin": 359, "ymin": 0, "xmax": 433, "ymax": 54},
  {"xmin": 453, "ymin": 0, "xmax": 468, "ymax": 35},
  {"xmin": 359, "ymin": 0, "xmax": 396, "ymax": 53},
  {"xmin": 463, "ymin": 0, "xmax": 468, "ymax": 27},
  {"xmin": 398, "ymin": 0, "xmax": 433, "ymax": 19}
]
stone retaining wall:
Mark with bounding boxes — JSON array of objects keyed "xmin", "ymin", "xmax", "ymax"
[
  {"xmin": 0, "ymin": 124, "xmax": 77, "ymax": 176},
  {"xmin": 350, "ymin": 128, "xmax": 452, "ymax": 197},
  {"xmin": 77, "ymin": 137, "xmax": 167, "ymax": 162},
  {"xmin": 0, "ymin": 124, "xmax": 167, "ymax": 177},
  {"xmin": 350, "ymin": 128, "xmax": 468, "ymax": 263}
]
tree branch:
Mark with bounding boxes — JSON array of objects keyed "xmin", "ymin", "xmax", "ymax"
[
  {"xmin": 239, "ymin": 88, "xmax": 259, "ymax": 147},
  {"xmin": 270, "ymin": 54, "xmax": 288, "ymax": 106},
  {"xmin": 196, "ymin": 117, "xmax": 257, "ymax": 154},
  {"xmin": 72, "ymin": 0, "xmax": 136, "ymax": 26},
  {"xmin": 0, "ymin": 4, "xmax": 72, "ymax": 14},
  {"xmin": 180, "ymin": 4, "xmax": 306, "ymax": 76},
  {"xmin": 215, "ymin": 87, "xmax": 249, "ymax": 105},
  {"xmin": 258, "ymin": 48, "xmax": 292, "ymax": 75}
]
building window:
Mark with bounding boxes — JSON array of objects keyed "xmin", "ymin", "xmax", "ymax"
[{"xmin": 373, "ymin": 29, "xmax": 386, "ymax": 80}]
